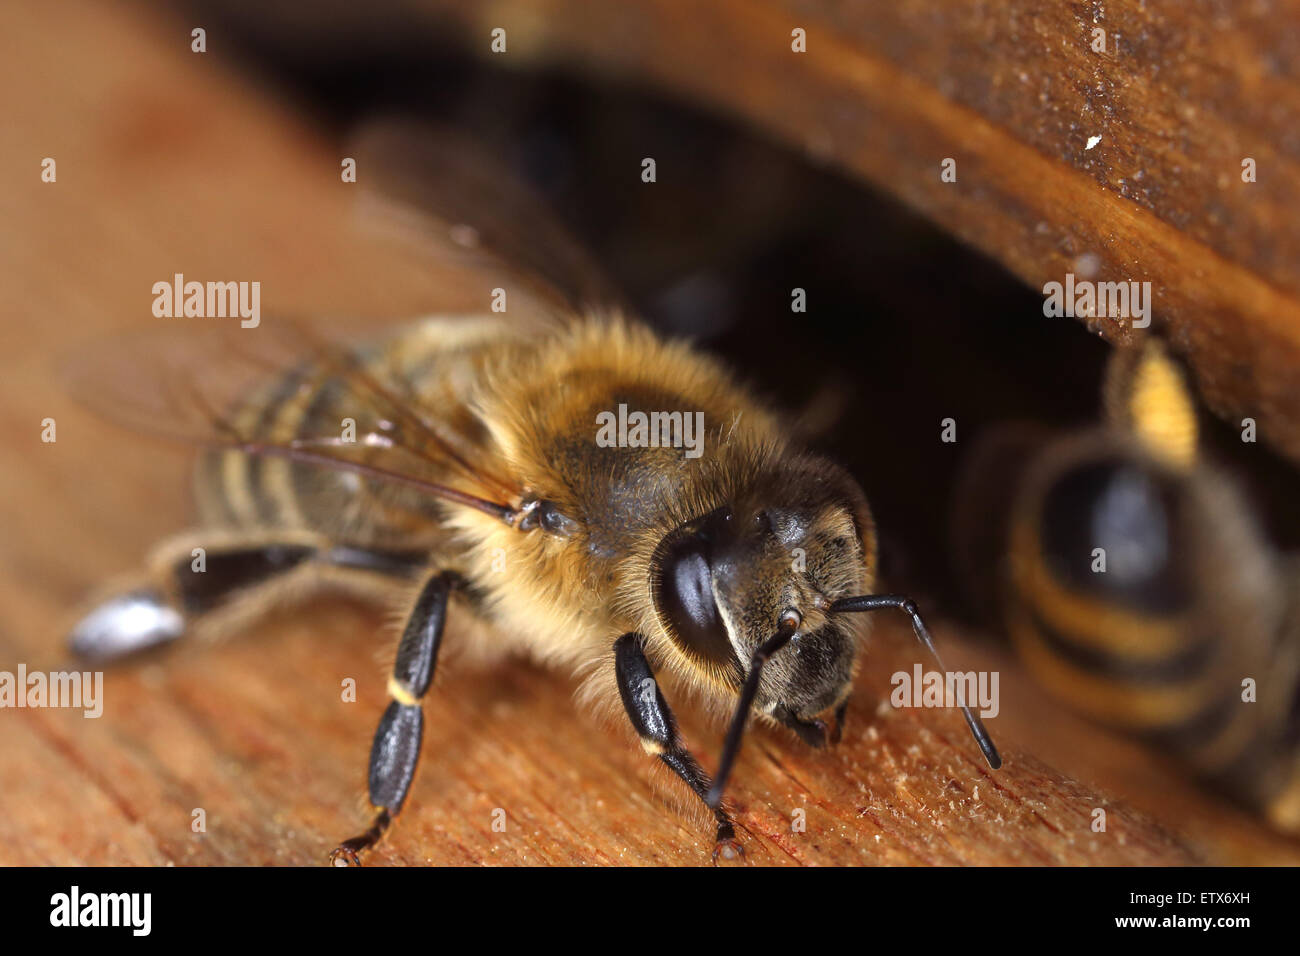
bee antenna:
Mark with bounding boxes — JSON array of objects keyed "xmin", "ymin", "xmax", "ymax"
[
  {"xmin": 704, "ymin": 622, "xmax": 798, "ymax": 809},
  {"xmin": 831, "ymin": 594, "xmax": 1002, "ymax": 770}
]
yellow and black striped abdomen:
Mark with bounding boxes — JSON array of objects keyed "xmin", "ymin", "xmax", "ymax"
[
  {"xmin": 1001, "ymin": 429, "xmax": 1300, "ymax": 828},
  {"xmin": 1008, "ymin": 443, "xmax": 1224, "ymax": 735},
  {"xmin": 193, "ymin": 318, "xmax": 515, "ymax": 551},
  {"xmin": 1006, "ymin": 434, "xmax": 1300, "ymax": 809}
]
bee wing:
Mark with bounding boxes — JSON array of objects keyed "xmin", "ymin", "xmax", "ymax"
[
  {"xmin": 63, "ymin": 315, "xmax": 302, "ymax": 443},
  {"xmin": 61, "ymin": 315, "xmax": 522, "ymax": 522},
  {"xmin": 59, "ymin": 123, "xmax": 626, "ymax": 523},
  {"xmin": 349, "ymin": 118, "xmax": 628, "ymax": 322}
]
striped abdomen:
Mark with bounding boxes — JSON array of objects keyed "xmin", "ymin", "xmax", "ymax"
[
  {"xmin": 1006, "ymin": 436, "xmax": 1299, "ymax": 815},
  {"xmin": 193, "ymin": 318, "xmax": 514, "ymax": 550}
]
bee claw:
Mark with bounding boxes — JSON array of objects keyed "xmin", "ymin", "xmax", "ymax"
[
  {"xmin": 710, "ymin": 824, "xmax": 746, "ymax": 865},
  {"xmin": 329, "ymin": 845, "xmax": 363, "ymax": 867},
  {"xmin": 329, "ymin": 811, "xmax": 390, "ymax": 866},
  {"xmin": 711, "ymin": 839, "xmax": 746, "ymax": 865}
]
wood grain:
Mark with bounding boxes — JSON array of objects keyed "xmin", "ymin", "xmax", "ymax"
[
  {"xmin": 402, "ymin": 0, "xmax": 1300, "ymax": 469},
  {"xmin": 1, "ymin": 0, "xmax": 1298, "ymax": 866}
]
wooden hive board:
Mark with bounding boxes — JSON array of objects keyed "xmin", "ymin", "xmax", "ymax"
[{"xmin": 1, "ymin": 0, "xmax": 1298, "ymax": 865}]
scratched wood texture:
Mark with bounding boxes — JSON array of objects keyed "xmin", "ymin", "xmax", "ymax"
[{"xmin": 2, "ymin": 0, "xmax": 1300, "ymax": 866}]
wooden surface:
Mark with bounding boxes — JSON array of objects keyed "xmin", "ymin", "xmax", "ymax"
[
  {"xmin": 2, "ymin": 0, "xmax": 1300, "ymax": 865},
  {"xmin": 402, "ymin": 0, "xmax": 1300, "ymax": 469}
]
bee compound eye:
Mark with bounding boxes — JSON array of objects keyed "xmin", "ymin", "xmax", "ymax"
[
  {"xmin": 662, "ymin": 542, "xmax": 718, "ymax": 635},
  {"xmin": 655, "ymin": 535, "xmax": 735, "ymax": 668}
]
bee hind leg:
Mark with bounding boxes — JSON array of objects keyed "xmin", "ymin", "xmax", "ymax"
[
  {"xmin": 613, "ymin": 632, "xmax": 744, "ymax": 864},
  {"xmin": 330, "ymin": 570, "xmax": 458, "ymax": 866},
  {"xmin": 69, "ymin": 533, "xmax": 431, "ymax": 663},
  {"xmin": 68, "ymin": 532, "xmax": 323, "ymax": 662}
]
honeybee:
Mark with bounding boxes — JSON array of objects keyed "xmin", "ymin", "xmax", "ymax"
[
  {"xmin": 67, "ymin": 125, "xmax": 1000, "ymax": 865},
  {"xmin": 955, "ymin": 340, "xmax": 1300, "ymax": 830}
]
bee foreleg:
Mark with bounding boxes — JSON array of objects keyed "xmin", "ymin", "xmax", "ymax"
[
  {"xmin": 613, "ymin": 632, "xmax": 744, "ymax": 864},
  {"xmin": 330, "ymin": 570, "xmax": 457, "ymax": 866}
]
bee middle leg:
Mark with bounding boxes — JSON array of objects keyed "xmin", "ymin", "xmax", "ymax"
[
  {"xmin": 329, "ymin": 569, "xmax": 458, "ymax": 866},
  {"xmin": 614, "ymin": 632, "xmax": 744, "ymax": 863}
]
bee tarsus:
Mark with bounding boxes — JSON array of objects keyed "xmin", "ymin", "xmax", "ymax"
[
  {"xmin": 330, "ymin": 570, "xmax": 457, "ymax": 865},
  {"xmin": 330, "ymin": 810, "xmax": 390, "ymax": 867},
  {"xmin": 710, "ymin": 822, "xmax": 745, "ymax": 864},
  {"xmin": 614, "ymin": 632, "xmax": 741, "ymax": 861}
]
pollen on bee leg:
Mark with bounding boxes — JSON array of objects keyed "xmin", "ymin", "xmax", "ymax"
[
  {"xmin": 386, "ymin": 675, "xmax": 420, "ymax": 707},
  {"xmin": 639, "ymin": 736, "xmax": 666, "ymax": 756}
]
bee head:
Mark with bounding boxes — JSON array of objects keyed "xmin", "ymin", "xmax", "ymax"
[
  {"xmin": 649, "ymin": 453, "xmax": 1000, "ymax": 810},
  {"xmin": 650, "ymin": 455, "xmax": 874, "ymax": 730}
]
